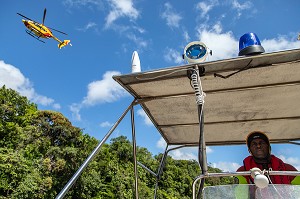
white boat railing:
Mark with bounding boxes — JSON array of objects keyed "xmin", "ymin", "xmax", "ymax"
[{"xmin": 193, "ymin": 171, "xmax": 300, "ymax": 199}]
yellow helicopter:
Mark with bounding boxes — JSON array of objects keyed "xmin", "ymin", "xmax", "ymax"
[{"xmin": 17, "ymin": 8, "xmax": 71, "ymax": 49}]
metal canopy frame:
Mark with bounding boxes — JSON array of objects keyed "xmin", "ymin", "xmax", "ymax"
[{"xmin": 56, "ymin": 49, "xmax": 300, "ymax": 198}]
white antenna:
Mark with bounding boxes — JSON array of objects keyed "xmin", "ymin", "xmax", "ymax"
[{"xmin": 131, "ymin": 51, "xmax": 141, "ymax": 73}]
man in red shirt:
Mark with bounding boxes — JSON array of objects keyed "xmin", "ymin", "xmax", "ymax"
[{"xmin": 236, "ymin": 131, "xmax": 298, "ymax": 184}]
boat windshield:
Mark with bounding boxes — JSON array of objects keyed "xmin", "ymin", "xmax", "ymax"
[{"xmin": 203, "ymin": 184, "xmax": 300, "ymax": 199}]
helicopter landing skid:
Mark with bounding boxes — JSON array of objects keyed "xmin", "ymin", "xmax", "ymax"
[{"xmin": 25, "ymin": 29, "xmax": 45, "ymax": 43}]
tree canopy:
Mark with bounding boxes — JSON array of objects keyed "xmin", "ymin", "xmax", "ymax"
[{"xmin": 0, "ymin": 86, "xmax": 233, "ymax": 198}]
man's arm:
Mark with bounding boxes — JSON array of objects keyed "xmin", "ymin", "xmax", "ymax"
[
  {"xmin": 236, "ymin": 166, "xmax": 244, "ymax": 172},
  {"xmin": 285, "ymin": 163, "xmax": 299, "ymax": 184},
  {"xmin": 285, "ymin": 163, "xmax": 297, "ymax": 171}
]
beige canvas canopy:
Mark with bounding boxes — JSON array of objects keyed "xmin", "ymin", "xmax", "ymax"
[{"xmin": 113, "ymin": 49, "xmax": 300, "ymax": 146}]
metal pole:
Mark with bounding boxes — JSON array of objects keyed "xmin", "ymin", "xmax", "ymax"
[
  {"xmin": 55, "ymin": 102, "xmax": 134, "ymax": 199},
  {"xmin": 157, "ymin": 145, "xmax": 169, "ymax": 180},
  {"xmin": 131, "ymin": 106, "xmax": 139, "ymax": 199},
  {"xmin": 196, "ymin": 106, "xmax": 206, "ymax": 199},
  {"xmin": 154, "ymin": 144, "xmax": 168, "ymax": 199},
  {"xmin": 190, "ymin": 65, "xmax": 207, "ymax": 199},
  {"xmin": 137, "ymin": 161, "xmax": 157, "ymax": 177},
  {"xmin": 198, "ymin": 110, "xmax": 207, "ymax": 175}
]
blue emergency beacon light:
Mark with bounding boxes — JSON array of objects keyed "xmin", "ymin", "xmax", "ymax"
[{"xmin": 238, "ymin": 32, "xmax": 265, "ymax": 56}]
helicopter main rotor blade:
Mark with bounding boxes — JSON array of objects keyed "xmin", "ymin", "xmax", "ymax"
[
  {"xmin": 48, "ymin": 27, "xmax": 68, "ymax": 35},
  {"xmin": 17, "ymin": 13, "xmax": 36, "ymax": 22},
  {"xmin": 18, "ymin": 9, "xmax": 68, "ymax": 36},
  {"xmin": 42, "ymin": 8, "xmax": 46, "ymax": 25}
]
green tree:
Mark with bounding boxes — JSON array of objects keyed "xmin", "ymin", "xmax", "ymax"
[
  {"xmin": 0, "ymin": 86, "xmax": 234, "ymax": 199},
  {"xmin": 0, "ymin": 86, "xmax": 37, "ymax": 149}
]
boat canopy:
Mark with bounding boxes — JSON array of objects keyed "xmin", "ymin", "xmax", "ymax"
[{"xmin": 113, "ymin": 49, "xmax": 300, "ymax": 146}]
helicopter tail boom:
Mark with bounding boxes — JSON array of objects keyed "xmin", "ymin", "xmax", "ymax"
[{"xmin": 58, "ymin": 40, "xmax": 71, "ymax": 49}]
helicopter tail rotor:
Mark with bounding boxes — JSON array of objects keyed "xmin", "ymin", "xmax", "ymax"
[{"xmin": 58, "ymin": 40, "xmax": 71, "ymax": 49}]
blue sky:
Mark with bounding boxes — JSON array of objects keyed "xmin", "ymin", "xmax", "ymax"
[{"xmin": 1, "ymin": 0, "xmax": 300, "ymax": 172}]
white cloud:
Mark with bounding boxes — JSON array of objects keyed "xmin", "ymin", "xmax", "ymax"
[
  {"xmin": 105, "ymin": 0, "xmax": 139, "ymax": 28},
  {"xmin": 157, "ymin": 137, "xmax": 167, "ymax": 149},
  {"xmin": 170, "ymin": 149, "xmax": 198, "ymax": 160},
  {"xmin": 161, "ymin": 2, "xmax": 182, "ymax": 29},
  {"xmin": 137, "ymin": 109, "xmax": 152, "ymax": 126},
  {"xmin": 126, "ymin": 33, "xmax": 148, "ymax": 49},
  {"xmin": 0, "ymin": 60, "xmax": 59, "ymax": 109},
  {"xmin": 65, "ymin": 0, "xmax": 147, "ymax": 50},
  {"xmin": 197, "ymin": 23, "xmax": 238, "ymax": 61},
  {"xmin": 196, "ymin": 0, "xmax": 218, "ymax": 19},
  {"xmin": 262, "ymin": 37, "xmax": 300, "ymax": 53},
  {"xmin": 69, "ymin": 103, "xmax": 81, "ymax": 121},
  {"xmin": 164, "ymin": 47, "xmax": 185, "ymax": 64},
  {"xmin": 183, "ymin": 30, "xmax": 190, "ymax": 43},
  {"xmin": 52, "ymin": 103, "xmax": 61, "ymax": 110},
  {"xmin": 132, "ymin": 25, "xmax": 145, "ymax": 34},
  {"xmin": 156, "ymin": 137, "xmax": 213, "ymax": 160},
  {"xmin": 70, "ymin": 71, "xmax": 128, "ymax": 121},
  {"xmin": 232, "ymin": 0, "xmax": 252, "ymax": 10},
  {"xmin": 63, "ymin": 0, "xmax": 103, "ymax": 8},
  {"xmin": 170, "ymin": 147, "xmax": 213, "ymax": 161},
  {"xmin": 197, "ymin": 2, "xmax": 212, "ymax": 18},
  {"xmin": 100, "ymin": 121, "xmax": 113, "ymax": 127},
  {"xmin": 77, "ymin": 22, "xmax": 97, "ymax": 32},
  {"xmin": 231, "ymin": 0, "xmax": 253, "ymax": 18},
  {"xmin": 212, "ymin": 22, "xmax": 222, "ymax": 34},
  {"xmin": 82, "ymin": 71, "xmax": 128, "ymax": 106},
  {"xmin": 212, "ymin": 161, "xmax": 241, "ymax": 172},
  {"xmin": 207, "ymin": 146, "xmax": 213, "ymax": 153}
]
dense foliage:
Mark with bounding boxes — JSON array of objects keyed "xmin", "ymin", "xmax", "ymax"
[{"xmin": 0, "ymin": 86, "xmax": 234, "ymax": 198}]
